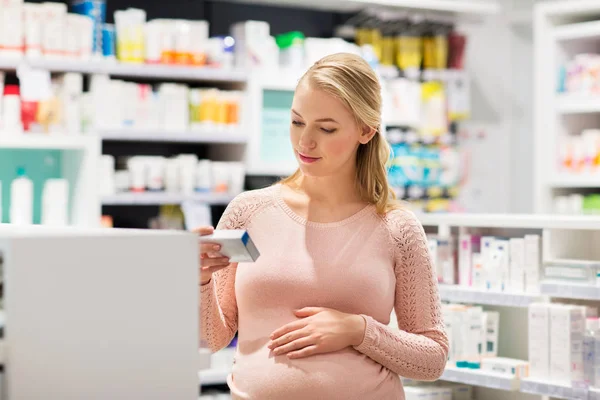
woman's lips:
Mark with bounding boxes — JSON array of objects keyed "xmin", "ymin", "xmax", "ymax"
[{"xmin": 297, "ymin": 152, "xmax": 321, "ymax": 164}]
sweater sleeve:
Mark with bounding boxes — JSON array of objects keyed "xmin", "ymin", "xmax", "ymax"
[
  {"xmin": 200, "ymin": 191, "xmax": 259, "ymax": 352},
  {"xmin": 354, "ymin": 209, "xmax": 449, "ymax": 381}
]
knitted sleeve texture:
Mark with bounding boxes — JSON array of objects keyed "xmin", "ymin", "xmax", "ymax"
[
  {"xmin": 199, "ymin": 190, "xmax": 270, "ymax": 352},
  {"xmin": 354, "ymin": 209, "xmax": 449, "ymax": 381}
]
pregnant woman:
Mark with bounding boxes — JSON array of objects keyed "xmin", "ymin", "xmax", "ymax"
[{"xmin": 198, "ymin": 52, "xmax": 448, "ymax": 399}]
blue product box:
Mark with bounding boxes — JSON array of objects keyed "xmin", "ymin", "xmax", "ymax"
[
  {"xmin": 72, "ymin": 0, "xmax": 107, "ymax": 55},
  {"xmin": 102, "ymin": 24, "xmax": 115, "ymax": 58}
]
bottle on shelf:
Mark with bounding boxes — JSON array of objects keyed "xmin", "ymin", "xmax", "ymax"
[
  {"xmin": 2, "ymin": 85, "xmax": 23, "ymax": 134},
  {"xmin": 9, "ymin": 167, "xmax": 33, "ymax": 226}
]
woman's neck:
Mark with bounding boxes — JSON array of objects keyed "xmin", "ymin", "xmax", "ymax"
[{"xmin": 294, "ymin": 172, "xmax": 362, "ymax": 207}]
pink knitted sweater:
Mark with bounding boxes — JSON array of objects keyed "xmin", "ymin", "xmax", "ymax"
[{"xmin": 200, "ymin": 185, "xmax": 448, "ymax": 399}]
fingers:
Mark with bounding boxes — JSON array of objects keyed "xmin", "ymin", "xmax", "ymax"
[
  {"xmin": 294, "ymin": 307, "xmax": 325, "ymax": 318},
  {"xmin": 200, "ymin": 242, "xmax": 221, "ymax": 254},
  {"xmin": 200, "ymin": 254, "xmax": 230, "ymax": 268},
  {"xmin": 270, "ymin": 319, "xmax": 307, "ymax": 341},
  {"xmin": 193, "ymin": 226, "xmax": 214, "ymax": 236},
  {"xmin": 268, "ymin": 327, "xmax": 308, "ymax": 350},
  {"xmin": 287, "ymin": 345, "xmax": 319, "ymax": 359},
  {"xmin": 271, "ymin": 336, "xmax": 315, "ymax": 357}
]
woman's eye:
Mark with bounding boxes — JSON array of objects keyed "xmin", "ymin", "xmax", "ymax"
[
  {"xmin": 292, "ymin": 120, "xmax": 304, "ymax": 127},
  {"xmin": 321, "ymin": 128, "xmax": 336, "ymax": 134}
]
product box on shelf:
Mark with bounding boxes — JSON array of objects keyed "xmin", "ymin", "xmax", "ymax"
[
  {"xmin": 458, "ymin": 234, "xmax": 480, "ymax": 287},
  {"xmin": 71, "ymin": 0, "xmax": 106, "ymax": 56},
  {"xmin": 481, "ymin": 357, "xmax": 529, "ymax": 378},
  {"xmin": 524, "ymin": 235, "xmax": 541, "ymax": 292},
  {"xmin": 231, "ymin": 20, "xmax": 276, "ymax": 69},
  {"xmin": 528, "ymin": 303, "xmax": 550, "ymax": 379},
  {"xmin": 509, "ymin": 238, "xmax": 526, "ymax": 292},
  {"xmin": 485, "ymin": 311, "xmax": 499, "ymax": 357},
  {"xmin": 550, "ymin": 304, "xmax": 585, "ymax": 387}
]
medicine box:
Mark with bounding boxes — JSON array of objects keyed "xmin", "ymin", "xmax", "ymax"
[
  {"xmin": 201, "ymin": 229, "xmax": 260, "ymax": 263},
  {"xmin": 458, "ymin": 234, "xmax": 480, "ymax": 287},
  {"xmin": 524, "ymin": 235, "xmax": 541, "ymax": 292},
  {"xmin": 528, "ymin": 303, "xmax": 550, "ymax": 379},
  {"xmin": 549, "ymin": 304, "xmax": 585, "ymax": 386}
]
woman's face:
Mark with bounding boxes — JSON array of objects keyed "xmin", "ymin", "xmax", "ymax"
[{"xmin": 290, "ymin": 82, "xmax": 373, "ymax": 178}]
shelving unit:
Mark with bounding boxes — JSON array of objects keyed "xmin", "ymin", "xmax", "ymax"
[
  {"xmin": 556, "ymin": 93, "xmax": 600, "ymax": 114},
  {"xmin": 102, "ymin": 192, "xmax": 234, "ymax": 206},
  {"xmin": 99, "ymin": 130, "xmax": 248, "ymax": 144},
  {"xmin": 0, "ymin": 134, "xmax": 98, "ymax": 150},
  {"xmin": 440, "ymin": 366, "xmax": 520, "ymax": 391},
  {"xmin": 221, "ymin": 0, "xmax": 500, "ymax": 14},
  {"xmin": 540, "ymin": 281, "xmax": 600, "ymax": 300},
  {"xmin": 0, "ymin": 58, "xmax": 247, "ymax": 83},
  {"xmin": 438, "ymin": 284, "xmax": 541, "ymax": 308},
  {"xmin": 548, "ymin": 173, "xmax": 600, "ymax": 188},
  {"xmin": 534, "ymin": 0, "xmax": 600, "ymax": 213},
  {"xmin": 0, "ymin": 133, "xmax": 101, "ymax": 227},
  {"xmin": 419, "ymin": 213, "xmax": 600, "ymax": 399},
  {"xmin": 520, "ymin": 378, "xmax": 587, "ymax": 400}
]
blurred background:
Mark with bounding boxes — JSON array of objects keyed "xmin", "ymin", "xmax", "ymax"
[
  {"xmin": 0, "ymin": 0, "xmax": 594, "ymax": 228},
  {"xmin": 2, "ymin": 1, "xmax": 600, "ymax": 399}
]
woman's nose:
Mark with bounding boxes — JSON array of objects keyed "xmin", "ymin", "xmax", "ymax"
[{"xmin": 298, "ymin": 129, "xmax": 316, "ymax": 150}]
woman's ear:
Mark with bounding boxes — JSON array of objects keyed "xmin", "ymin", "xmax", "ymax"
[{"xmin": 359, "ymin": 125, "xmax": 377, "ymax": 144}]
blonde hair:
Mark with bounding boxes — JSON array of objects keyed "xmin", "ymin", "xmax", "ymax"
[{"xmin": 281, "ymin": 52, "xmax": 400, "ymax": 214}]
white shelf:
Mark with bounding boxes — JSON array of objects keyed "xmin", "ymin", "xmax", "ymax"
[
  {"xmin": 102, "ymin": 192, "xmax": 234, "ymax": 206},
  {"xmin": 548, "ymin": 173, "xmax": 600, "ymax": 188},
  {"xmin": 540, "ymin": 281, "xmax": 600, "ymax": 300},
  {"xmin": 198, "ymin": 369, "xmax": 229, "ymax": 386},
  {"xmin": 0, "ymin": 58, "xmax": 247, "ymax": 83},
  {"xmin": 440, "ymin": 366, "xmax": 520, "ymax": 391},
  {"xmin": 520, "ymin": 378, "xmax": 587, "ymax": 399},
  {"xmin": 556, "ymin": 94, "xmax": 600, "ymax": 114},
  {"xmin": 554, "ymin": 20, "xmax": 600, "ymax": 41},
  {"xmin": 223, "ymin": 0, "xmax": 499, "ymax": 14},
  {"xmin": 0, "ymin": 134, "xmax": 98, "ymax": 150},
  {"xmin": 438, "ymin": 285, "xmax": 541, "ymax": 307},
  {"xmin": 546, "ymin": 258, "xmax": 600, "ymax": 267},
  {"xmin": 350, "ymin": 0, "xmax": 500, "ymax": 14},
  {"xmin": 418, "ymin": 213, "xmax": 600, "ymax": 230},
  {"xmin": 99, "ymin": 130, "xmax": 248, "ymax": 144}
]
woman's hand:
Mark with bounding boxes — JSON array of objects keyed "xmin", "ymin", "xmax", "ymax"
[
  {"xmin": 194, "ymin": 226, "xmax": 232, "ymax": 285},
  {"xmin": 268, "ymin": 307, "xmax": 366, "ymax": 359}
]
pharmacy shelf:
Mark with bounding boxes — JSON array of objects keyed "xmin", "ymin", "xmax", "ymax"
[
  {"xmin": 548, "ymin": 173, "xmax": 600, "ymax": 188},
  {"xmin": 440, "ymin": 366, "xmax": 520, "ymax": 391},
  {"xmin": 0, "ymin": 134, "xmax": 99, "ymax": 150},
  {"xmin": 520, "ymin": 378, "xmax": 587, "ymax": 399},
  {"xmin": 99, "ymin": 130, "xmax": 248, "ymax": 144},
  {"xmin": 418, "ymin": 213, "xmax": 600, "ymax": 230},
  {"xmin": 102, "ymin": 192, "xmax": 234, "ymax": 206},
  {"xmin": 199, "ymin": 369, "xmax": 229, "ymax": 386},
  {"xmin": 590, "ymin": 388, "xmax": 600, "ymax": 400},
  {"xmin": 0, "ymin": 58, "xmax": 247, "ymax": 83},
  {"xmin": 223, "ymin": 0, "xmax": 500, "ymax": 14},
  {"xmin": 438, "ymin": 285, "xmax": 541, "ymax": 308},
  {"xmin": 554, "ymin": 20, "xmax": 600, "ymax": 41},
  {"xmin": 556, "ymin": 94, "xmax": 600, "ymax": 114},
  {"xmin": 540, "ymin": 281, "xmax": 600, "ymax": 300}
]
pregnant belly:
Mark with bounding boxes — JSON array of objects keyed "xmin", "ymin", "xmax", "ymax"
[{"xmin": 227, "ymin": 346, "xmax": 404, "ymax": 400}]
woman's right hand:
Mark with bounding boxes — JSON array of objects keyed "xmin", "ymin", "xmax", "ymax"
[{"xmin": 195, "ymin": 226, "xmax": 232, "ymax": 286}]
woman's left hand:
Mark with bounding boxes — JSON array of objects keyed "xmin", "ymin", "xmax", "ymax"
[{"xmin": 268, "ymin": 307, "xmax": 366, "ymax": 359}]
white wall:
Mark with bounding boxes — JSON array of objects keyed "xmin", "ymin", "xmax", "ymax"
[
  {"xmin": 456, "ymin": 5, "xmax": 514, "ymax": 213},
  {"xmin": 457, "ymin": 0, "xmax": 541, "ymax": 214}
]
